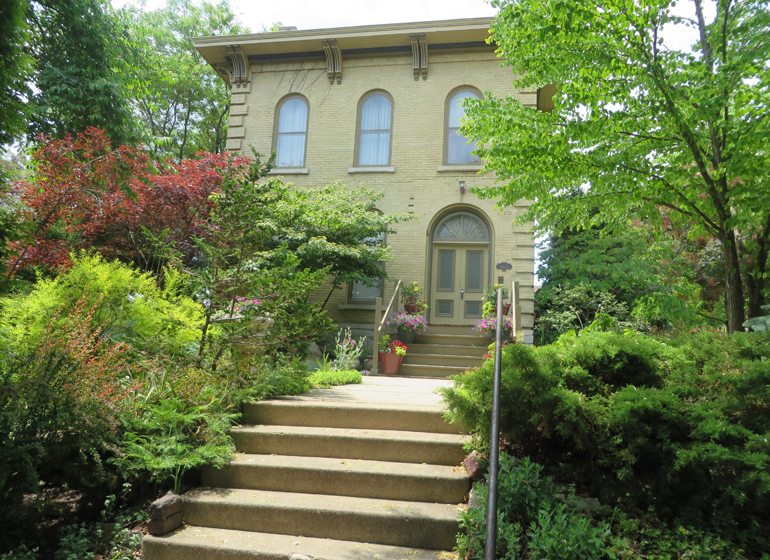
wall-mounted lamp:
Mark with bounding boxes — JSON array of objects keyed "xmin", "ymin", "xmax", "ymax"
[{"xmin": 459, "ymin": 180, "xmax": 466, "ymax": 198}]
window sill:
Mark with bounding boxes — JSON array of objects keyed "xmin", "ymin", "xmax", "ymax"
[
  {"xmin": 338, "ymin": 303, "xmax": 377, "ymax": 311},
  {"xmin": 269, "ymin": 167, "xmax": 309, "ymax": 175},
  {"xmin": 436, "ymin": 164, "xmax": 483, "ymax": 172},
  {"xmin": 347, "ymin": 166, "xmax": 396, "ymax": 174}
]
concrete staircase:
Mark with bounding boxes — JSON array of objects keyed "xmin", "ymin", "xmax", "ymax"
[
  {"xmin": 143, "ymin": 377, "xmax": 470, "ymax": 559},
  {"xmin": 400, "ymin": 325, "xmax": 488, "ymax": 378}
]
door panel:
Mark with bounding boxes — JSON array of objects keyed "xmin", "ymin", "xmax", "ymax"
[
  {"xmin": 431, "ymin": 244, "xmax": 487, "ymax": 325},
  {"xmin": 437, "ymin": 250, "xmax": 455, "ymax": 291}
]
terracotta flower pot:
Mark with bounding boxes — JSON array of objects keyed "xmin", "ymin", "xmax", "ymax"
[
  {"xmin": 378, "ymin": 351, "xmax": 403, "ymax": 375},
  {"xmin": 403, "ymin": 303, "xmax": 418, "ymax": 313}
]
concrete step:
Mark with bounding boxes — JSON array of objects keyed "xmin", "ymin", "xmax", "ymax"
[
  {"xmin": 409, "ymin": 342, "xmax": 487, "ymax": 357},
  {"xmin": 231, "ymin": 425, "xmax": 469, "ymax": 465},
  {"xmin": 182, "ymin": 488, "xmax": 461, "ymax": 550},
  {"xmin": 243, "ymin": 399, "xmax": 463, "ymax": 434},
  {"xmin": 405, "ymin": 352, "xmax": 483, "ymax": 368},
  {"xmin": 203, "ymin": 453, "xmax": 470, "ymax": 503},
  {"xmin": 399, "ymin": 363, "xmax": 471, "ymax": 378},
  {"xmin": 416, "ymin": 333, "xmax": 490, "ymax": 347},
  {"xmin": 143, "ymin": 526, "xmax": 459, "ymax": 560},
  {"xmin": 425, "ymin": 324, "xmax": 482, "ymax": 335}
]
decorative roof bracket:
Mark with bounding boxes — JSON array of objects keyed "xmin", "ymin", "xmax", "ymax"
[
  {"xmin": 225, "ymin": 45, "xmax": 250, "ymax": 87},
  {"xmin": 410, "ymin": 33, "xmax": 428, "ymax": 80},
  {"xmin": 322, "ymin": 39, "xmax": 343, "ymax": 84}
]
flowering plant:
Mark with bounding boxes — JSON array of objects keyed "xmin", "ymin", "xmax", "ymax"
[
  {"xmin": 234, "ymin": 296, "xmax": 262, "ymax": 313},
  {"xmin": 332, "ymin": 326, "xmax": 366, "ymax": 370},
  {"xmin": 388, "ymin": 312, "xmax": 428, "ymax": 333},
  {"xmin": 379, "ymin": 335, "xmax": 407, "ymax": 356},
  {"xmin": 473, "ymin": 314, "xmax": 513, "ymax": 339},
  {"xmin": 389, "ymin": 340, "xmax": 408, "ymax": 356},
  {"xmin": 400, "ymin": 281, "xmax": 423, "ymax": 304}
]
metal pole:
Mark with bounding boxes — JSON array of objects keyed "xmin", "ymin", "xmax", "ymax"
[{"xmin": 484, "ymin": 288, "xmax": 504, "ymax": 560}]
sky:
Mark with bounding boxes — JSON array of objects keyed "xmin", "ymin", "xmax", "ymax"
[{"xmin": 114, "ymin": 0, "xmax": 498, "ymax": 31}]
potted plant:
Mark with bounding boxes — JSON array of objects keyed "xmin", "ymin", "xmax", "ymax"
[
  {"xmin": 387, "ymin": 311, "xmax": 428, "ymax": 343},
  {"xmin": 400, "ymin": 281, "xmax": 426, "ymax": 313},
  {"xmin": 378, "ymin": 335, "xmax": 407, "ymax": 375},
  {"xmin": 483, "ymin": 284, "xmax": 511, "ymax": 316},
  {"xmin": 473, "ymin": 314, "xmax": 513, "ymax": 340}
]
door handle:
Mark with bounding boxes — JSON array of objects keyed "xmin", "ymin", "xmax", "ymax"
[{"xmin": 460, "ymin": 288, "xmax": 465, "ymax": 300}]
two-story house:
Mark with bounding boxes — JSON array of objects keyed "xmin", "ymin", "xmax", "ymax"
[{"xmin": 194, "ymin": 17, "xmax": 539, "ymax": 343}]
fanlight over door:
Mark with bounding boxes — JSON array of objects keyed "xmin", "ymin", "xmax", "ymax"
[{"xmin": 431, "ymin": 212, "xmax": 490, "ymax": 326}]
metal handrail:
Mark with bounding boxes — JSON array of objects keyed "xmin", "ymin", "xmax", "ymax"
[
  {"xmin": 485, "ymin": 288, "xmax": 504, "ymax": 559},
  {"xmin": 371, "ymin": 279, "xmax": 402, "ymax": 374}
]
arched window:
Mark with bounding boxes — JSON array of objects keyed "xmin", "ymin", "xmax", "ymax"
[
  {"xmin": 445, "ymin": 88, "xmax": 481, "ymax": 165},
  {"xmin": 356, "ymin": 91, "xmax": 393, "ymax": 166},
  {"xmin": 434, "ymin": 212, "xmax": 490, "ymax": 242},
  {"xmin": 274, "ymin": 95, "xmax": 308, "ymax": 168}
]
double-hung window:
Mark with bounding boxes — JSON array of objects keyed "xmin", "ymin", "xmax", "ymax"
[
  {"xmin": 356, "ymin": 92, "xmax": 393, "ymax": 166},
  {"xmin": 274, "ymin": 95, "xmax": 308, "ymax": 168},
  {"xmin": 446, "ymin": 88, "xmax": 482, "ymax": 165}
]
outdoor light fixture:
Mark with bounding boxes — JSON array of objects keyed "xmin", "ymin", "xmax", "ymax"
[{"xmin": 459, "ymin": 180, "xmax": 466, "ymax": 197}]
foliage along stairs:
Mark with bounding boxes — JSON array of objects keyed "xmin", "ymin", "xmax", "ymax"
[
  {"xmin": 400, "ymin": 324, "xmax": 488, "ymax": 378},
  {"xmin": 143, "ymin": 376, "xmax": 470, "ymax": 559}
]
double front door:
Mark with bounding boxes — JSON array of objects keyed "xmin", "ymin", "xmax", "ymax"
[{"xmin": 431, "ymin": 243, "xmax": 487, "ymax": 325}]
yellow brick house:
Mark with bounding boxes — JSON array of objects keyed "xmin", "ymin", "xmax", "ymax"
[{"xmin": 194, "ymin": 17, "xmax": 540, "ymax": 343}]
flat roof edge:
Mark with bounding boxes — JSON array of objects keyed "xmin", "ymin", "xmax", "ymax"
[{"xmin": 192, "ymin": 17, "xmax": 493, "ymax": 47}]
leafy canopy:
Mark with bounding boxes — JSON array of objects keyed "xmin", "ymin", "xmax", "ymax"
[
  {"xmin": 465, "ymin": 0, "xmax": 770, "ymax": 331},
  {"xmin": 118, "ymin": 0, "xmax": 248, "ymax": 160}
]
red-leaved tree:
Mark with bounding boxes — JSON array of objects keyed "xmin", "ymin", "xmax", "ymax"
[{"xmin": 5, "ymin": 127, "xmax": 245, "ymax": 280}]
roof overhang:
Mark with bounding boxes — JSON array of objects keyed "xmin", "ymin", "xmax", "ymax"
[{"xmin": 195, "ymin": 17, "xmax": 494, "ymax": 85}]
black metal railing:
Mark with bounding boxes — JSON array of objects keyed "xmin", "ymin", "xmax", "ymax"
[{"xmin": 484, "ymin": 287, "xmax": 504, "ymax": 559}]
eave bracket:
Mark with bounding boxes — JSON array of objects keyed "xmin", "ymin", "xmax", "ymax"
[
  {"xmin": 322, "ymin": 39, "xmax": 343, "ymax": 84},
  {"xmin": 224, "ymin": 45, "xmax": 250, "ymax": 88},
  {"xmin": 410, "ymin": 33, "xmax": 428, "ymax": 80}
]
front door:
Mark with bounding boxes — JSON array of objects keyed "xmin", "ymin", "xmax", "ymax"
[{"xmin": 431, "ymin": 244, "xmax": 487, "ymax": 325}]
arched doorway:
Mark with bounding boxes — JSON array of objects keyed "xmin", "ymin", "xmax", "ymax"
[{"xmin": 428, "ymin": 210, "xmax": 491, "ymax": 325}]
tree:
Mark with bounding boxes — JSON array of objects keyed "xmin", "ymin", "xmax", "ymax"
[
  {"xmin": 535, "ymin": 222, "xmax": 710, "ymax": 343},
  {"xmin": 0, "ymin": 0, "xmax": 31, "ymax": 145},
  {"xmin": 119, "ymin": 0, "xmax": 247, "ymax": 160},
  {"xmin": 27, "ymin": 0, "xmax": 135, "ymax": 145},
  {"xmin": 465, "ymin": 0, "xmax": 770, "ymax": 332}
]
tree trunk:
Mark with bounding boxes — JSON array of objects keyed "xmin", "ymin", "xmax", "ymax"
[
  {"xmin": 745, "ymin": 216, "xmax": 770, "ymax": 318},
  {"xmin": 722, "ymin": 230, "xmax": 746, "ymax": 332}
]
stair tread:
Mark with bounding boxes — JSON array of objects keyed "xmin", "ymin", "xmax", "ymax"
[
  {"xmin": 406, "ymin": 352, "xmax": 484, "ymax": 359},
  {"xmin": 232, "ymin": 424, "xmax": 469, "ymax": 444},
  {"xmin": 249, "ymin": 398, "xmax": 446, "ymax": 413},
  {"xmin": 144, "ymin": 526, "xmax": 458, "ymax": 559},
  {"xmin": 185, "ymin": 487, "xmax": 462, "ymax": 520},
  {"xmin": 400, "ymin": 364, "xmax": 470, "ymax": 371},
  {"xmin": 222, "ymin": 452, "xmax": 469, "ymax": 479}
]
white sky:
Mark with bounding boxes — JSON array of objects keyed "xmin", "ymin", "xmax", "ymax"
[{"xmin": 113, "ymin": 0, "xmax": 497, "ymax": 31}]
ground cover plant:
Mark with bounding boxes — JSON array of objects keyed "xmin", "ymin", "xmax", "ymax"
[
  {"xmin": 444, "ymin": 330, "xmax": 770, "ymax": 557},
  {"xmin": 308, "ymin": 368, "xmax": 362, "ymax": 388}
]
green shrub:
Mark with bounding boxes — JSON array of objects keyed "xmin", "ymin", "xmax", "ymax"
[
  {"xmin": 444, "ymin": 330, "xmax": 770, "ymax": 555},
  {"xmin": 0, "ymin": 297, "xmax": 133, "ymax": 526},
  {"xmin": 308, "ymin": 368, "xmax": 362, "ymax": 388},
  {"xmin": 458, "ymin": 455, "xmax": 611, "ymax": 559},
  {"xmin": 0, "ymin": 253, "xmax": 203, "ymax": 359}
]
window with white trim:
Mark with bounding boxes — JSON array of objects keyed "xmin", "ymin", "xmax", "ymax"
[
  {"xmin": 446, "ymin": 88, "xmax": 481, "ymax": 165},
  {"xmin": 275, "ymin": 95, "xmax": 308, "ymax": 168},
  {"xmin": 356, "ymin": 92, "xmax": 393, "ymax": 166}
]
